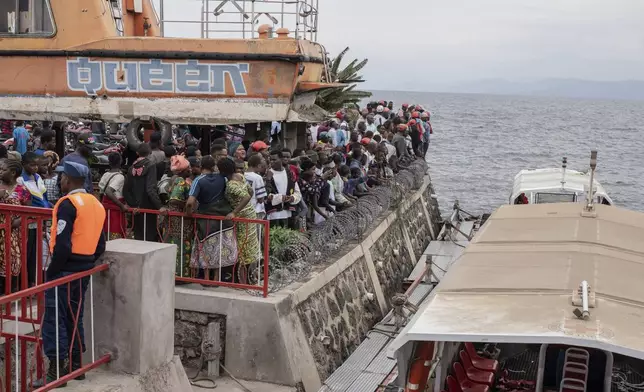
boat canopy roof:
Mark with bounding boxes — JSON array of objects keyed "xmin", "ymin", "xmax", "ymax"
[
  {"xmin": 511, "ymin": 168, "xmax": 612, "ymax": 205},
  {"xmin": 389, "ymin": 202, "xmax": 644, "ymax": 360}
]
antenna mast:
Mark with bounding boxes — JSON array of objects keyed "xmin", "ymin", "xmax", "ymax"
[
  {"xmin": 560, "ymin": 157, "xmax": 567, "ymax": 189},
  {"xmin": 585, "ymin": 151, "xmax": 598, "ymax": 211}
]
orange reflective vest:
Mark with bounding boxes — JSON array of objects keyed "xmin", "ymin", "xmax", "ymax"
[{"xmin": 50, "ymin": 192, "xmax": 106, "ymax": 255}]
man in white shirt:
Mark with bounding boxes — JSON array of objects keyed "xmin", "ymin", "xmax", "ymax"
[
  {"xmin": 365, "ymin": 115, "xmax": 378, "ymax": 135},
  {"xmin": 265, "ymin": 150, "xmax": 301, "ymax": 228},
  {"xmin": 270, "ymin": 121, "xmax": 282, "ymax": 147},
  {"xmin": 244, "ymin": 154, "xmax": 267, "ymax": 218},
  {"xmin": 326, "ymin": 121, "xmax": 338, "ymax": 148},
  {"xmin": 374, "ymin": 106, "xmax": 386, "ymax": 127}
]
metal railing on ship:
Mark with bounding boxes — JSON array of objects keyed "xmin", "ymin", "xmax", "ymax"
[
  {"xmin": 104, "ymin": 207, "xmax": 271, "ymax": 297},
  {"xmin": 156, "ymin": 0, "xmax": 319, "ymax": 40},
  {"xmin": 0, "ymin": 203, "xmax": 110, "ymax": 391}
]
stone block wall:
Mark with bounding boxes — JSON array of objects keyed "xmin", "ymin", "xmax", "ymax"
[
  {"xmin": 370, "ymin": 221, "xmax": 415, "ymax": 307},
  {"xmin": 174, "ymin": 310, "xmax": 226, "ymax": 372},
  {"xmin": 296, "ymin": 257, "xmax": 382, "ymax": 381},
  {"xmin": 172, "ymin": 175, "xmax": 444, "ymax": 391},
  {"xmin": 403, "ymin": 195, "xmax": 433, "ymax": 261}
]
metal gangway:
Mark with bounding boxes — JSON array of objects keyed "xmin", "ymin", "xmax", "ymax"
[{"xmin": 154, "ymin": 0, "xmax": 319, "ymax": 40}]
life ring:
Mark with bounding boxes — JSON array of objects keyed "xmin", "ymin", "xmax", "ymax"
[
  {"xmin": 125, "ymin": 117, "xmax": 172, "ymax": 151},
  {"xmin": 405, "ymin": 341, "xmax": 435, "ymax": 392}
]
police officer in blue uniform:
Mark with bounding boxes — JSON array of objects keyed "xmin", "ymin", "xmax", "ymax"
[{"xmin": 36, "ymin": 161, "xmax": 106, "ymax": 388}]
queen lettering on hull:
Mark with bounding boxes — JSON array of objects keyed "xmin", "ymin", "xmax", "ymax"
[{"xmin": 66, "ymin": 57, "xmax": 250, "ymax": 96}]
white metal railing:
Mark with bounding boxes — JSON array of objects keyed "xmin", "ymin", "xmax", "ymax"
[{"xmin": 154, "ymin": 0, "xmax": 319, "ymax": 40}]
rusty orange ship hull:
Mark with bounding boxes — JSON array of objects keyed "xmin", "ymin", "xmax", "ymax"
[{"xmin": 0, "ymin": 0, "xmax": 332, "ymax": 124}]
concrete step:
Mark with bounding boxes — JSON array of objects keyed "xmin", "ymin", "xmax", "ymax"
[{"xmin": 52, "ymin": 368, "xmax": 141, "ymax": 391}]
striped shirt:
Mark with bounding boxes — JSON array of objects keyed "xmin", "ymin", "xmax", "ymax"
[{"xmin": 244, "ymin": 171, "xmax": 266, "ymax": 214}]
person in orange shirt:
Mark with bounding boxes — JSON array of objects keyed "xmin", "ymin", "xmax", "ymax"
[{"xmin": 37, "ymin": 161, "xmax": 106, "ymax": 388}]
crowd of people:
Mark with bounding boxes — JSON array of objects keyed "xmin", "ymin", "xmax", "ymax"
[
  {"xmin": 0, "ymin": 101, "xmax": 434, "ymax": 387},
  {"xmin": 0, "ymin": 100, "xmax": 433, "ymax": 286}
]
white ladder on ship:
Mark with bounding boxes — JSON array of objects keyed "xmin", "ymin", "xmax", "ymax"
[
  {"xmin": 559, "ymin": 348, "xmax": 590, "ymax": 392},
  {"xmin": 109, "ymin": 0, "xmax": 125, "ymax": 36}
]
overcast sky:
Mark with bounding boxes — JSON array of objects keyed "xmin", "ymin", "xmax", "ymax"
[
  {"xmin": 157, "ymin": 0, "xmax": 644, "ymax": 91},
  {"xmin": 318, "ymin": 0, "xmax": 644, "ymax": 90}
]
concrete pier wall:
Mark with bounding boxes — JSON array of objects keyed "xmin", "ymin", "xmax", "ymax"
[{"xmin": 174, "ymin": 174, "xmax": 442, "ymax": 391}]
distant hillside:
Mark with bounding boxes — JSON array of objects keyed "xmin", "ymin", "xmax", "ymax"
[{"xmin": 433, "ymin": 79, "xmax": 644, "ymax": 100}]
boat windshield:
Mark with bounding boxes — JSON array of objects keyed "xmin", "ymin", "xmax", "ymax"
[{"xmin": 535, "ymin": 192, "xmax": 576, "ymax": 204}]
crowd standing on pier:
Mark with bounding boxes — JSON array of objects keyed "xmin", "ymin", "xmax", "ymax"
[{"xmin": 0, "ymin": 100, "xmax": 433, "ymax": 287}]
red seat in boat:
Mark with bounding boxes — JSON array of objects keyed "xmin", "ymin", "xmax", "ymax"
[
  {"xmin": 447, "ymin": 375, "xmax": 463, "ymax": 392},
  {"xmin": 453, "ymin": 362, "xmax": 490, "ymax": 392},
  {"xmin": 459, "ymin": 350, "xmax": 495, "ymax": 386},
  {"xmin": 464, "ymin": 343, "xmax": 499, "ymax": 372}
]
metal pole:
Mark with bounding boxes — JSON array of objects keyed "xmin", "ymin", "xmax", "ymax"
[
  {"xmin": 250, "ymin": 0, "xmax": 255, "ymax": 38},
  {"xmin": 302, "ymin": 0, "xmax": 307, "ymax": 39},
  {"xmin": 242, "ymin": 0, "xmax": 246, "ymax": 38},
  {"xmin": 314, "ymin": 0, "xmax": 319, "ymax": 41},
  {"xmin": 560, "ymin": 157, "xmax": 567, "ymax": 190},
  {"xmin": 90, "ymin": 276, "xmax": 95, "ymax": 362},
  {"xmin": 14, "ymin": 0, "xmax": 20, "ymax": 33},
  {"xmin": 201, "ymin": 0, "xmax": 205, "ymax": 38},
  {"xmin": 159, "ymin": 0, "xmax": 165, "ymax": 36},
  {"xmin": 581, "ymin": 280, "xmax": 590, "ymax": 320},
  {"xmin": 586, "ymin": 150, "xmax": 597, "ymax": 209},
  {"xmin": 205, "ymin": 0, "xmax": 210, "ymax": 38},
  {"xmin": 294, "ymin": 0, "xmax": 299, "ymax": 39},
  {"xmin": 14, "ymin": 301, "xmax": 18, "ymax": 390},
  {"xmin": 55, "ymin": 286, "xmax": 60, "ymax": 379},
  {"xmin": 180, "ymin": 217, "xmax": 184, "ymax": 277}
]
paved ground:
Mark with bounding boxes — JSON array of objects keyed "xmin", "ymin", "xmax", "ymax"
[
  {"xmin": 192, "ymin": 377, "xmax": 295, "ymax": 392},
  {"xmin": 61, "ymin": 368, "xmax": 295, "ymax": 392}
]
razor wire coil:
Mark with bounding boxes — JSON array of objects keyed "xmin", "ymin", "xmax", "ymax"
[{"xmin": 252, "ymin": 158, "xmax": 429, "ymax": 295}]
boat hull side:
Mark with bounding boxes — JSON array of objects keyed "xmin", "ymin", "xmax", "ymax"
[{"xmin": 0, "ymin": 96, "xmax": 291, "ymax": 125}]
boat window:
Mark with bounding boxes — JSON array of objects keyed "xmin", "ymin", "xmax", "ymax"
[
  {"xmin": 0, "ymin": 0, "xmax": 55, "ymax": 36},
  {"xmin": 535, "ymin": 192, "xmax": 576, "ymax": 204}
]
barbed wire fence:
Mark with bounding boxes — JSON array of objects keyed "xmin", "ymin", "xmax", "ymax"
[{"xmin": 255, "ymin": 158, "xmax": 429, "ymax": 295}]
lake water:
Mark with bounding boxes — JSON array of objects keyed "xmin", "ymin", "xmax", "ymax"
[{"xmin": 371, "ymin": 91, "xmax": 644, "ymax": 215}]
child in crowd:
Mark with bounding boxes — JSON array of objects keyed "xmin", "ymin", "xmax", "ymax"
[
  {"xmin": 42, "ymin": 151, "xmax": 60, "ymax": 205},
  {"xmin": 18, "ymin": 152, "xmax": 51, "ymax": 287}
]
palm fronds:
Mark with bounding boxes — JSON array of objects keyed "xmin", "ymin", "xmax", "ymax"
[{"xmin": 316, "ymin": 47, "xmax": 372, "ymax": 112}]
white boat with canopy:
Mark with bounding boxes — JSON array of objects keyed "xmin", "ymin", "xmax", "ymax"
[
  {"xmin": 384, "ymin": 152, "xmax": 644, "ymax": 392},
  {"xmin": 510, "ymin": 155, "xmax": 613, "ymax": 206}
]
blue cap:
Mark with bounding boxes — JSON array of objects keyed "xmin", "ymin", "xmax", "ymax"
[{"xmin": 55, "ymin": 161, "xmax": 89, "ymax": 179}]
